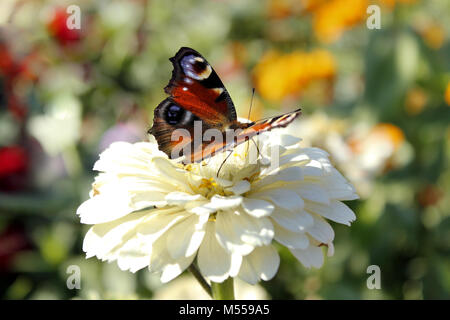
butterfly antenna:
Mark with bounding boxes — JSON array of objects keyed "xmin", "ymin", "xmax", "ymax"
[
  {"xmin": 245, "ymin": 88, "xmax": 256, "ymax": 157},
  {"xmin": 248, "ymin": 88, "xmax": 255, "ymax": 121},
  {"xmin": 251, "ymin": 138, "xmax": 261, "ymax": 159},
  {"xmin": 217, "ymin": 150, "xmax": 233, "ymax": 178}
]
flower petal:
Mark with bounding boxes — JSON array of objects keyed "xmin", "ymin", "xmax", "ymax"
[
  {"xmin": 77, "ymin": 192, "xmax": 133, "ymax": 224},
  {"xmin": 305, "ymin": 200, "xmax": 356, "ymax": 226},
  {"xmin": 295, "ymin": 182, "xmax": 330, "ymax": 204},
  {"xmin": 306, "ymin": 213, "xmax": 335, "ymax": 244},
  {"xmin": 215, "ymin": 210, "xmax": 274, "ymax": 255},
  {"xmin": 290, "ymin": 246, "xmax": 324, "ymax": 268},
  {"xmin": 166, "ymin": 213, "xmax": 208, "ymax": 259},
  {"xmin": 116, "ymin": 238, "xmax": 152, "ymax": 273},
  {"xmin": 82, "ymin": 210, "xmax": 149, "ymax": 261},
  {"xmin": 238, "ymin": 245, "xmax": 280, "ymax": 284},
  {"xmin": 270, "ymin": 208, "xmax": 313, "ymax": 232},
  {"xmin": 229, "ymin": 180, "xmax": 251, "ymax": 195},
  {"xmin": 148, "ymin": 233, "xmax": 196, "ymax": 283},
  {"xmin": 273, "ymin": 222, "xmax": 310, "ymax": 249},
  {"xmin": 165, "ymin": 192, "xmax": 204, "ymax": 206},
  {"xmin": 250, "ymin": 189, "xmax": 304, "ymax": 211},
  {"xmin": 241, "ymin": 198, "xmax": 274, "ymax": 218},
  {"xmin": 252, "ymin": 166, "xmax": 303, "ymax": 190},
  {"xmin": 198, "ymin": 222, "xmax": 242, "ymax": 282},
  {"xmin": 137, "ymin": 208, "xmax": 188, "ymax": 242},
  {"xmin": 209, "ymin": 195, "xmax": 243, "ymax": 210}
]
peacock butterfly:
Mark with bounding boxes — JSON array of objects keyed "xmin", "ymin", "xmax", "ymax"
[{"xmin": 149, "ymin": 47, "xmax": 301, "ymax": 163}]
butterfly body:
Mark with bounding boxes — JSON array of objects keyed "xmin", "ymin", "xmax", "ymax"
[{"xmin": 150, "ymin": 47, "xmax": 301, "ymax": 163}]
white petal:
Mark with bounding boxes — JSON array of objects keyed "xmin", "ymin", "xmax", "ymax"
[
  {"xmin": 327, "ymin": 242, "xmax": 335, "ymax": 257},
  {"xmin": 306, "ymin": 214, "xmax": 335, "ymax": 244},
  {"xmin": 290, "ymin": 246, "xmax": 324, "ymax": 268},
  {"xmin": 165, "ymin": 192, "xmax": 204, "ymax": 206},
  {"xmin": 305, "ymin": 200, "xmax": 356, "ymax": 226},
  {"xmin": 189, "ymin": 195, "xmax": 244, "ymax": 214},
  {"xmin": 93, "ymin": 142, "xmax": 156, "ymax": 173},
  {"xmin": 147, "ymin": 233, "xmax": 195, "ymax": 283},
  {"xmin": 215, "ymin": 211, "xmax": 274, "ymax": 255},
  {"xmin": 273, "ymin": 222, "xmax": 309, "ymax": 249},
  {"xmin": 198, "ymin": 222, "xmax": 242, "ymax": 283},
  {"xmin": 252, "ymin": 166, "xmax": 303, "ymax": 190},
  {"xmin": 270, "ymin": 208, "xmax": 313, "ymax": 232},
  {"xmin": 137, "ymin": 209, "xmax": 188, "ymax": 242},
  {"xmin": 151, "ymin": 157, "xmax": 191, "ymax": 190},
  {"xmin": 241, "ymin": 198, "xmax": 274, "ymax": 218},
  {"xmin": 82, "ymin": 210, "xmax": 149, "ymax": 260},
  {"xmin": 166, "ymin": 214, "xmax": 208, "ymax": 259},
  {"xmin": 77, "ymin": 192, "xmax": 133, "ymax": 224},
  {"xmin": 131, "ymin": 191, "xmax": 167, "ymax": 208},
  {"xmin": 250, "ymin": 189, "xmax": 304, "ymax": 211},
  {"xmin": 186, "ymin": 200, "xmax": 218, "ymax": 215},
  {"xmin": 324, "ymin": 169, "xmax": 359, "ymax": 200},
  {"xmin": 116, "ymin": 238, "xmax": 152, "ymax": 272},
  {"xmin": 329, "ymin": 185, "xmax": 359, "ymax": 201},
  {"xmin": 160, "ymin": 254, "xmax": 196, "ymax": 283},
  {"xmin": 238, "ymin": 245, "xmax": 280, "ymax": 284},
  {"xmin": 229, "ymin": 180, "xmax": 251, "ymax": 195},
  {"xmin": 278, "ymin": 151, "xmax": 310, "ymax": 167},
  {"xmin": 209, "ymin": 195, "xmax": 243, "ymax": 210},
  {"xmin": 295, "ymin": 183, "xmax": 330, "ymax": 204}
]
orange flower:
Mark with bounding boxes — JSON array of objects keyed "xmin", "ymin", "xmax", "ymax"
[
  {"xmin": 445, "ymin": 82, "xmax": 450, "ymax": 106},
  {"xmin": 312, "ymin": 0, "xmax": 368, "ymax": 43},
  {"xmin": 268, "ymin": 0, "xmax": 301, "ymax": 19},
  {"xmin": 405, "ymin": 87, "xmax": 428, "ymax": 115},
  {"xmin": 348, "ymin": 123, "xmax": 405, "ymax": 154},
  {"xmin": 301, "ymin": 0, "xmax": 329, "ymax": 13},
  {"xmin": 418, "ymin": 22, "xmax": 445, "ymax": 50},
  {"xmin": 252, "ymin": 50, "xmax": 335, "ymax": 102},
  {"xmin": 267, "ymin": 0, "xmax": 327, "ymax": 19},
  {"xmin": 369, "ymin": 123, "xmax": 405, "ymax": 151}
]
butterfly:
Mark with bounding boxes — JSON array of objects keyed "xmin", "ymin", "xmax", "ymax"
[{"xmin": 149, "ymin": 47, "xmax": 301, "ymax": 163}]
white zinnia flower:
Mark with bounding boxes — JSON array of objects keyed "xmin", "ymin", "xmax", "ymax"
[{"xmin": 77, "ymin": 130, "xmax": 358, "ymax": 285}]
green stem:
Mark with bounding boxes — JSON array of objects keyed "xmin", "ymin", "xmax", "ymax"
[
  {"xmin": 211, "ymin": 278, "xmax": 235, "ymax": 300},
  {"xmin": 188, "ymin": 264, "xmax": 212, "ymax": 298}
]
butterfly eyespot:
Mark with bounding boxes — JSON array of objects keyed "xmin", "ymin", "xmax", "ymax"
[
  {"xmin": 180, "ymin": 54, "xmax": 212, "ymax": 80},
  {"xmin": 165, "ymin": 104, "xmax": 185, "ymax": 125}
]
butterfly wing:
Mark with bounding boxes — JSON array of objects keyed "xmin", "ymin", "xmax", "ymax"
[
  {"xmin": 150, "ymin": 47, "xmax": 238, "ymax": 159},
  {"xmin": 165, "ymin": 47, "xmax": 237, "ymax": 126},
  {"xmin": 187, "ymin": 108, "xmax": 302, "ymax": 163}
]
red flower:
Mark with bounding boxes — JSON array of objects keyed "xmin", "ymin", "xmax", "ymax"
[
  {"xmin": 47, "ymin": 8, "xmax": 81, "ymax": 46},
  {"xmin": 0, "ymin": 146, "xmax": 28, "ymax": 178},
  {"xmin": 0, "ymin": 226, "xmax": 31, "ymax": 271},
  {"xmin": 0, "ymin": 43, "xmax": 37, "ymax": 119}
]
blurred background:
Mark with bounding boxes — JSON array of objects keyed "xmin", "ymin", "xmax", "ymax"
[{"xmin": 0, "ymin": 0, "xmax": 449, "ymax": 300}]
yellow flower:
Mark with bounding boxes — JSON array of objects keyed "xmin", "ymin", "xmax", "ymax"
[{"xmin": 253, "ymin": 50, "xmax": 335, "ymax": 102}]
